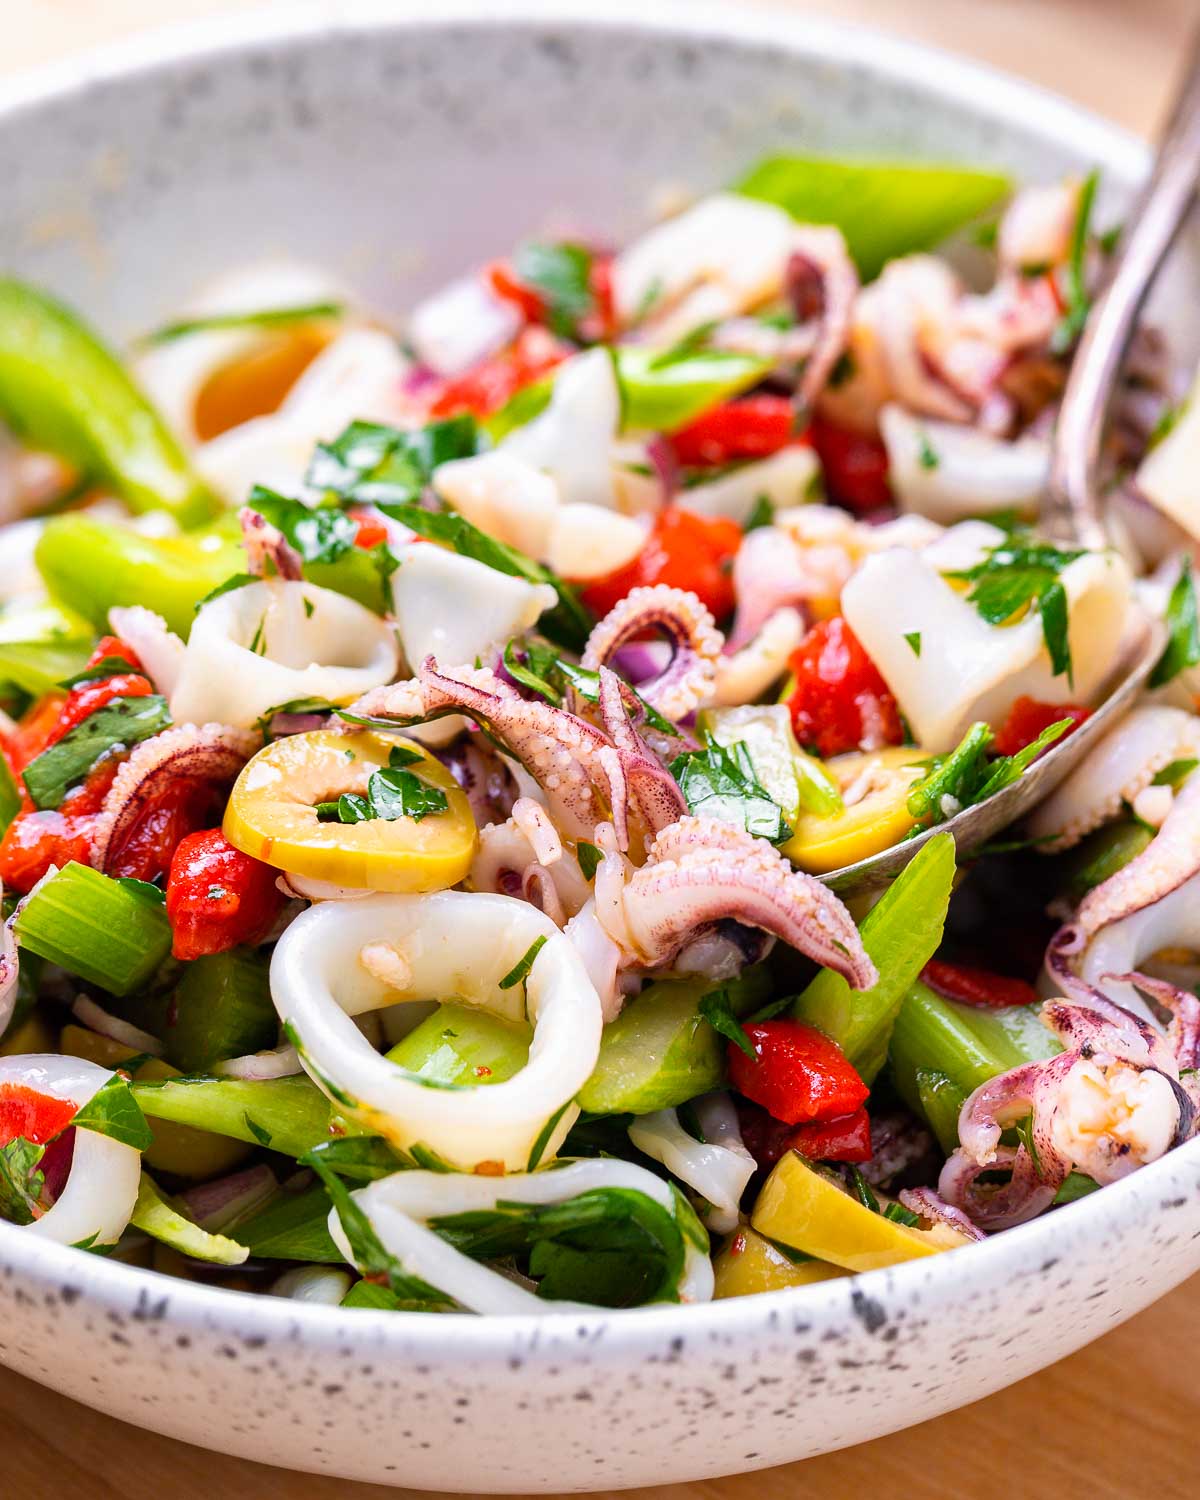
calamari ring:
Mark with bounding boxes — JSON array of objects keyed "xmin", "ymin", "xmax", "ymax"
[
  {"xmin": 270, "ymin": 890, "xmax": 603, "ymax": 1171},
  {"xmin": 329, "ymin": 1158, "xmax": 713, "ymax": 1313}
]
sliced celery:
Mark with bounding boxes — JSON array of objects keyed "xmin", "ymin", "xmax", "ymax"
[
  {"xmin": 793, "ymin": 832, "xmax": 955, "ymax": 1083},
  {"xmin": 578, "ymin": 966, "xmax": 771, "ymax": 1115},
  {"xmin": 0, "ymin": 599, "xmax": 94, "ymax": 697},
  {"xmin": 889, "ymin": 979, "xmax": 1061, "ymax": 1143},
  {"xmin": 386, "ymin": 1003, "xmax": 532, "ymax": 1087},
  {"xmin": 0, "ymin": 278, "xmax": 217, "ymax": 525},
  {"xmin": 1059, "ymin": 819, "xmax": 1153, "ymax": 904},
  {"xmin": 166, "ymin": 947, "xmax": 277, "ymax": 1074},
  {"xmin": 12, "ymin": 861, "xmax": 171, "ymax": 995},
  {"xmin": 131, "ymin": 1074, "xmax": 338, "ymax": 1158},
  {"xmin": 130, "ymin": 1174, "xmax": 249, "ymax": 1265},
  {"xmin": 35, "ymin": 515, "xmax": 244, "ymax": 640}
]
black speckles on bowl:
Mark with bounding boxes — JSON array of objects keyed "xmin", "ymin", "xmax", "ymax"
[{"xmin": 0, "ymin": 3, "xmax": 1199, "ymax": 1491}]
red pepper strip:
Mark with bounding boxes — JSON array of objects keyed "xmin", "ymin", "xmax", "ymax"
[
  {"xmin": 669, "ymin": 395, "xmax": 798, "ymax": 468},
  {"xmin": 0, "ymin": 760, "xmax": 120, "ymax": 893},
  {"xmin": 45, "ymin": 672, "xmax": 154, "ymax": 751},
  {"xmin": 580, "ymin": 506, "xmax": 742, "ymax": 622},
  {"xmin": 0, "ymin": 1084, "xmax": 77, "ymax": 1146},
  {"xmin": 106, "ymin": 776, "xmax": 227, "ymax": 886},
  {"xmin": 6, "ymin": 694, "xmax": 66, "ymax": 774},
  {"xmin": 486, "ymin": 261, "xmax": 545, "ymax": 322},
  {"xmin": 427, "ymin": 325, "xmax": 572, "ymax": 420},
  {"xmin": 166, "ymin": 828, "xmax": 287, "ymax": 961},
  {"xmin": 785, "ymin": 616, "xmax": 903, "ymax": 759},
  {"xmin": 809, "ymin": 412, "xmax": 892, "ymax": 515},
  {"xmin": 85, "ymin": 635, "xmax": 144, "ymax": 674},
  {"xmin": 727, "ymin": 1019, "xmax": 869, "ymax": 1126},
  {"xmin": 921, "ymin": 958, "xmax": 1041, "ymax": 1010},
  {"xmin": 993, "ymin": 696, "xmax": 1091, "ymax": 757},
  {"xmin": 785, "ymin": 1107, "xmax": 873, "ymax": 1164}
]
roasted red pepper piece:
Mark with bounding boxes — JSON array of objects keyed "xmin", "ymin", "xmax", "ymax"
[
  {"xmin": 166, "ymin": 828, "xmax": 287, "ymax": 961},
  {"xmin": 106, "ymin": 776, "xmax": 228, "ymax": 886},
  {"xmin": 85, "ymin": 635, "xmax": 144, "ymax": 674},
  {"xmin": 921, "ymin": 958, "xmax": 1041, "ymax": 1010},
  {"xmin": 993, "ymin": 696, "xmax": 1090, "ymax": 757},
  {"xmin": 669, "ymin": 395, "xmax": 798, "ymax": 468},
  {"xmin": 727, "ymin": 1019, "xmax": 869, "ymax": 1126},
  {"xmin": 0, "ymin": 759, "xmax": 119, "ymax": 894},
  {"xmin": 427, "ymin": 326, "xmax": 572, "ymax": 420},
  {"xmin": 349, "ymin": 513, "xmax": 390, "ymax": 551},
  {"xmin": 785, "ymin": 1107, "xmax": 873, "ymax": 1163},
  {"xmin": 580, "ymin": 506, "xmax": 742, "ymax": 622},
  {"xmin": 0, "ymin": 1083, "xmax": 77, "ymax": 1146},
  {"xmin": 785, "ymin": 616, "xmax": 903, "ymax": 758},
  {"xmin": 809, "ymin": 412, "xmax": 892, "ymax": 514}
]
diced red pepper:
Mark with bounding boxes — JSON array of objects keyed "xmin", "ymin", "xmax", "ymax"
[
  {"xmin": 785, "ymin": 1107, "xmax": 873, "ymax": 1164},
  {"xmin": 486, "ymin": 261, "xmax": 546, "ymax": 323},
  {"xmin": 669, "ymin": 395, "xmax": 798, "ymax": 468},
  {"xmin": 579, "ymin": 506, "xmax": 743, "ymax": 622},
  {"xmin": 993, "ymin": 696, "xmax": 1090, "ymax": 757},
  {"xmin": 0, "ymin": 1083, "xmax": 77, "ymax": 1146},
  {"xmin": 727, "ymin": 1019, "xmax": 869, "ymax": 1126},
  {"xmin": 809, "ymin": 412, "xmax": 892, "ymax": 515},
  {"xmin": 426, "ymin": 326, "xmax": 572, "ymax": 421},
  {"xmin": 350, "ymin": 513, "xmax": 391, "ymax": 551},
  {"xmin": 921, "ymin": 959, "xmax": 1041, "ymax": 1010},
  {"xmin": 165, "ymin": 828, "xmax": 287, "ymax": 961},
  {"xmin": 785, "ymin": 616, "xmax": 903, "ymax": 758}
]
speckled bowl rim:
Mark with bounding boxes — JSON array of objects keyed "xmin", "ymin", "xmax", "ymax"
[{"xmin": 0, "ymin": 0, "xmax": 1187, "ymax": 1356}]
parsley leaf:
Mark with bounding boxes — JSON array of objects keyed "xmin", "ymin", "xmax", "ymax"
[
  {"xmin": 1150, "ymin": 558, "xmax": 1200, "ymax": 688},
  {"xmin": 670, "ymin": 738, "xmax": 792, "ymax": 844},
  {"xmin": 503, "ymin": 638, "xmax": 677, "ymax": 737},
  {"xmin": 906, "ymin": 717, "xmax": 1071, "ymax": 829},
  {"xmin": 245, "ymin": 487, "xmax": 358, "ymax": 564},
  {"xmin": 498, "ymin": 935, "xmax": 548, "ymax": 992},
  {"xmin": 0, "ymin": 1136, "xmax": 45, "ymax": 1226},
  {"xmin": 58, "ymin": 655, "xmax": 138, "ymax": 688},
  {"xmin": 194, "ymin": 572, "xmax": 259, "ymax": 612},
  {"xmin": 512, "ymin": 242, "xmax": 595, "ymax": 340},
  {"xmin": 22, "ymin": 694, "xmax": 172, "ymax": 810},
  {"xmin": 307, "ymin": 415, "xmax": 479, "ymax": 508},
  {"xmin": 944, "ymin": 534, "xmax": 1085, "ymax": 682},
  {"xmin": 1050, "ymin": 169, "xmax": 1099, "ymax": 354},
  {"xmin": 430, "ymin": 1187, "xmax": 686, "ymax": 1308},
  {"xmin": 315, "ymin": 755, "xmax": 448, "ymax": 827},
  {"xmin": 72, "ymin": 1073, "xmax": 155, "ymax": 1152},
  {"xmin": 904, "ymin": 631, "xmax": 922, "ymax": 657},
  {"xmin": 576, "ymin": 840, "xmax": 602, "ymax": 881},
  {"xmin": 697, "ymin": 986, "xmax": 757, "ymax": 1061}
]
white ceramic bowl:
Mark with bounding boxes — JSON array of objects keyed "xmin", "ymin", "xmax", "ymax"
[{"xmin": 2, "ymin": 4, "xmax": 1198, "ymax": 1492}]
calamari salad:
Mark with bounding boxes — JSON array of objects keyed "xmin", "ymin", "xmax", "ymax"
[{"xmin": 0, "ymin": 154, "xmax": 1198, "ymax": 1313}]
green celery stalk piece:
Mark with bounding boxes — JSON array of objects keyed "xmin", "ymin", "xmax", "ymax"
[
  {"xmin": 232, "ymin": 1182, "xmax": 344, "ymax": 1263},
  {"xmin": 614, "ymin": 346, "xmax": 772, "ymax": 432},
  {"xmin": 342, "ymin": 1279, "xmax": 405, "ymax": 1310},
  {"xmin": 915, "ymin": 1067, "xmax": 966, "ymax": 1156},
  {"xmin": 1059, "ymin": 819, "xmax": 1154, "ymax": 905},
  {"xmin": 735, "ymin": 156, "xmax": 1012, "ymax": 280},
  {"xmin": 35, "ymin": 515, "xmax": 244, "ymax": 640},
  {"xmin": 386, "ymin": 1003, "xmax": 532, "ymax": 1086},
  {"xmin": 12, "ymin": 860, "xmax": 171, "ymax": 996},
  {"xmin": 130, "ymin": 1173, "xmax": 249, "ymax": 1265},
  {"xmin": 165, "ymin": 947, "xmax": 278, "ymax": 1074},
  {"xmin": 792, "ymin": 831, "xmax": 956, "ymax": 1083},
  {"xmin": 578, "ymin": 966, "xmax": 771, "ymax": 1115},
  {"xmin": 0, "ymin": 279, "xmax": 218, "ymax": 526},
  {"xmin": 131, "ymin": 1074, "xmax": 339, "ymax": 1158},
  {"xmin": 889, "ymin": 979, "xmax": 1061, "ymax": 1137},
  {"xmin": 0, "ymin": 755, "xmax": 20, "ymax": 838}
]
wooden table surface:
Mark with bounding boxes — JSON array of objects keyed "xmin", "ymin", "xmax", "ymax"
[{"xmin": 3, "ymin": 0, "xmax": 1199, "ymax": 1496}]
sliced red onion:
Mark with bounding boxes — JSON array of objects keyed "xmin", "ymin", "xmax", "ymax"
[
  {"xmin": 71, "ymin": 995, "xmax": 164, "ymax": 1057},
  {"xmin": 612, "ymin": 639, "xmax": 673, "ymax": 686},
  {"xmin": 267, "ymin": 710, "xmax": 333, "ymax": 738},
  {"xmin": 644, "ymin": 433, "xmax": 681, "ymax": 504},
  {"xmin": 178, "ymin": 1164, "xmax": 279, "ymax": 1233}
]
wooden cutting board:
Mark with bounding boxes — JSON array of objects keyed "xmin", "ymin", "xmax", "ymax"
[{"xmin": 1, "ymin": 2, "xmax": 1197, "ymax": 1497}]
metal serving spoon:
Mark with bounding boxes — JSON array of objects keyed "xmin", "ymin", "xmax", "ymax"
[{"xmin": 824, "ymin": 44, "xmax": 1200, "ymax": 894}]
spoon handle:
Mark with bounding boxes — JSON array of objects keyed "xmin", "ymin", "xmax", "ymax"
[{"xmin": 1045, "ymin": 32, "xmax": 1200, "ymax": 548}]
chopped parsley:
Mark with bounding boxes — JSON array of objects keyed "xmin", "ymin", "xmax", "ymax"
[
  {"xmin": 314, "ymin": 745, "xmax": 446, "ymax": 825},
  {"xmin": 512, "ymin": 242, "xmax": 595, "ymax": 340},
  {"xmin": 697, "ymin": 986, "xmax": 757, "ymax": 1061},
  {"xmin": 498, "ymin": 935, "xmax": 548, "ymax": 992},
  {"xmin": 904, "ymin": 631, "xmax": 922, "ymax": 657},
  {"xmin": 670, "ymin": 737, "xmax": 792, "ymax": 844},
  {"xmin": 906, "ymin": 717, "xmax": 1072, "ymax": 831},
  {"xmin": 1149, "ymin": 558, "xmax": 1200, "ymax": 689},
  {"xmin": 1050, "ymin": 169, "xmax": 1098, "ymax": 354}
]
